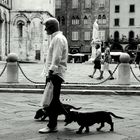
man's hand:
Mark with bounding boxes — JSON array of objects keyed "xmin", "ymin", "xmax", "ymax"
[{"xmin": 46, "ymin": 70, "xmax": 54, "ymax": 83}]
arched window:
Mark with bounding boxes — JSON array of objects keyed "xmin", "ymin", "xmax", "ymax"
[
  {"xmin": 102, "ymin": 15, "xmax": 106, "ymax": 24},
  {"xmin": 17, "ymin": 21, "xmax": 25, "ymax": 38},
  {"xmin": 129, "ymin": 31, "xmax": 134, "ymax": 39},
  {"xmin": 129, "ymin": 31, "xmax": 134, "ymax": 42},
  {"xmin": 72, "ymin": 16, "xmax": 80, "ymax": 25},
  {"xmin": 76, "ymin": 16, "xmax": 80, "ymax": 24},
  {"xmin": 98, "ymin": 15, "xmax": 102, "ymax": 24},
  {"xmin": 84, "ymin": 16, "xmax": 88, "ymax": 24},
  {"xmin": 72, "ymin": 16, "xmax": 75, "ymax": 25},
  {"xmin": 114, "ymin": 31, "xmax": 120, "ymax": 41}
]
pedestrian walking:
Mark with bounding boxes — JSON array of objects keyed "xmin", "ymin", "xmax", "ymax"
[
  {"xmin": 88, "ymin": 43, "xmax": 102, "ymax": 79},
  {"xmin": 135, "ymin": 44, "xmax": 140, "ymax": 76},
  {"xmin": 39, "ymin": 17, "xmax": 68, "ymax": 133},
  {"xmin": 98, "ymin": 42, "xmax": 114, "ymax": 80}
]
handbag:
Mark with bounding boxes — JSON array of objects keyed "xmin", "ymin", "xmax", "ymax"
[{"xmin": 40, "ymin": 81, "xmax": 54, "ymax": 107}]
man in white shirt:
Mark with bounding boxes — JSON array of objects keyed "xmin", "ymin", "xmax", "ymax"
[{"xmin": 39, "ymin": 17, "xmax": 68, "ymax": 133}]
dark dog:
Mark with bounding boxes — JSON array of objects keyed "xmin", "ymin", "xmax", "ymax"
[
  {"xmin": 34, "ymin": 104, "xmax": 81, "ymax": 121},
  {"xmin": 64, "ymin": 111, "xmax": 124, "ymax": 134}
]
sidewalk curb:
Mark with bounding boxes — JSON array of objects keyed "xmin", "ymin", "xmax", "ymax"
[
  {"xmin": 0, "ymin": 83, "xmax": 140, "ymax": 95},
  {"xmin": 0, "ymin": 83, "xmax": 140, "ymax": 89},
  {"xmin": 0, "ymin": 88, "xmax": 140, "ymax": 95}
]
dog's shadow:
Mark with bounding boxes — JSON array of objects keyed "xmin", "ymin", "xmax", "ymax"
[
  {"xmin": 62, "ymin": 127, "xmax": 116, "ymax": 138},
  {"xmin": 34, "ymin": 119, "xmax": 47, "ymax": 122}
]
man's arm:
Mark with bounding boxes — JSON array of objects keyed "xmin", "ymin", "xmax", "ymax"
[{"xmin": 49, "ymin": 38, "xmax": 63, "ymax": 72}]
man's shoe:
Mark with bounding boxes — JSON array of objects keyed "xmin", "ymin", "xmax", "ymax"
[
  {"xmin": 39, "ymin": 127, "xmax": 58, "ymax": 133},
  {"xmin": 88, "ymin": 75, "xmax": 93, "ymax": 78},
  {"xmin": 97, "ymin": 76, "xmax": 103, "ymax": 80},
  {"xmin": 109, "ymin": 77, "xmax": 114, "ymax": 80}
]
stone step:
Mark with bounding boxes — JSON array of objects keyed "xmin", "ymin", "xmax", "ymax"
[
  {"xmin": 0, "ymin": 83, "xmax": 140, "ymax": 90},
  {"xmin": 0, "ymin": 88, "xmax": 140, "ymax": 95}
]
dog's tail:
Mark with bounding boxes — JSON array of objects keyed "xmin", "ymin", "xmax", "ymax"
[
  {"xmin": 71, "ymin": 106, "xmax": 82, "ymax": 110},
  {"xmin": 109, "ymin": 112, "xmax": 124, "ymax": 119}
]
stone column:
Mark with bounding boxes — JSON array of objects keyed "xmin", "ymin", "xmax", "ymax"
[{"xmin": 118, "ymin": 53, "xmax": 130, "ymax": 85}]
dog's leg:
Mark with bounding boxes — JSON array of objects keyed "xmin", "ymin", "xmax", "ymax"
[
  {"xmin": 107, "ymin": 118, "xmax": 114, "ymax": 131},
  {"xmin": 109, "ymin": 122, "xmax": 114, "ymax": 131},
  {"xmin": 76, "ymin": 126, "xmax": 84, "ymax": 134},
  {"xmin": 85, "ymin": 126, "xmax": 89, "ymax": 133},
  {"xmin": 41, "ymin": 115, "xmax": 47, "ymax": 121},
  {"xmin": 96, "ymin": 122, "xmax": 104, "ymax": 131}
]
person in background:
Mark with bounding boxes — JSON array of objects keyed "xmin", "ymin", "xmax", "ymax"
[
  {"xmin": 39, "ymin": 17, "xmax": 68, "ymax": 133},
  {"xmin": 98, "ymin": 42, "xmax": 114, "ymax": 80},
  {"xmin": 135, "ymin": 44, "xmax": 140, "ymax": 76},
  {"xmin": 88, "ymin": 44, "xmax": 102, "ymax": 79}
]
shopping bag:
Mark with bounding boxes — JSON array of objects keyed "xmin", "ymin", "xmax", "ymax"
[{"xmin": 40, "ymin": 81, "xmax": 54, "ymax": 107}]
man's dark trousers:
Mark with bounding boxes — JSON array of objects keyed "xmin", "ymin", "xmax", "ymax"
[{"xmin": 46, "ymin": 75, "xmax": 66, "ymax": 129}]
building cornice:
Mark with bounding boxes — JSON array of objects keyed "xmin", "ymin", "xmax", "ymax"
[
  {"xmin": 10, "ymin": 10, "xmax": 53, "ymax": 17},
  {"xmin": 0, "ymin": 3, "xmax": 11, "ymax": 10}
]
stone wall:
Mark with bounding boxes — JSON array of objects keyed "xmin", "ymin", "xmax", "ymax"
[
  {"xmin": 9, "ymin": 0, "xmax": 55, "ymax": 62},
  {"xmin": 10, "ymin": 11, "xmax": 52, "ymax": 62},
  {"xmin": 0, "ymin": 5, "xmax": 10, "ymax": 60}
]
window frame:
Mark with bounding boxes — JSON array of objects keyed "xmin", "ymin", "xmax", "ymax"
[
  {"xmin": 84, "ymin": 16, "xmax": 88, "ymax": 25},
  {"xmin": 72, "ymin": 31, "xmax": 79, "ymax": 41},
  {"xmin": 115, "ymin": 5, "xmax": 120, "ymax": 13},
  {"xmin": 114, "ymin": 18, "xmax": 120, "ymax": 26},
  {"xmin": 129, "ymin": 18, "xmax": 135, "ymax": 26},
  {"xmin": 98, "ymin": 30, "xmax": 105, "ymax": 41},
  {"xmin": 129, "ymin": 4, "xmax": 135, "ymax": 13},
  {"xmin": 84, "ymin": 31, "xmax": 91, "ymax": 41}
]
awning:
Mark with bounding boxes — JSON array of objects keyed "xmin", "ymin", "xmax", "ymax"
[
  {"xmin": 73, "ymin": 53, "xmax": 85, "ymax": 56},
  {"xmin": 102, "ymin": 52, "xmax": 123, "ymax": 56}
]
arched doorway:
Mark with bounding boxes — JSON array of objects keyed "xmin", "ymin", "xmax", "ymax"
[
  {"xmin": 114, "ymin": 31, "xmax": 119, "ymax": 42},
  {"xmin": 129, "ymin": 31, "xmax": 134, "ymax": 42}
]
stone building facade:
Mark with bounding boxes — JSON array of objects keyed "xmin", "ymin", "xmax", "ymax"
[
  {"xmin": 55, "ymin": 0, "xmax": 110, "ymax": 58},
  {"xmin": 0, "ymin": 0, "xmax": 55, "ymax": 61},
  {"xmin": 0, "ymin": 0, "xmax": 12, "ymax": 60},
  {"xmin": 56, "ymin": 0, "xmax": 140, "ymax": 59},
  {"xmin": 10, "ymin": 0, "xmax": 55, "ymax": 62},
  {"xmin": 109, "ymin": 0, "xmax": 140, "ymax": 43},
  {"xmin": 1, "ymin": 0, "xmax": 140, "ymax": 62}
]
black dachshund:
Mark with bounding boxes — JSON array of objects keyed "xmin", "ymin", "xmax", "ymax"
[
  {"xmin": 64, "ymin": 111, "xmax": 124, "ymax": 134},
  {"xmin": 34, "ymin": 104, "xmax": 81, "ymax": 121}
]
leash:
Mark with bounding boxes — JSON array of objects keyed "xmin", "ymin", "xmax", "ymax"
[{"xmin": 60, "ymin": 102, "xmax": 69, "ymax": 115}]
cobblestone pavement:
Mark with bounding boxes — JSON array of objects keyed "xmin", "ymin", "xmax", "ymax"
[
  {"xmin": 0, "ymin": 62, "xmax": 140, "ymax": 85},
  {"xmin": 0, "ymin": 92, "xmax": 140, "ymax": 140},
  {"xmin": 0, "ymin": 62, "xmax": 140, "ymax": 140}
]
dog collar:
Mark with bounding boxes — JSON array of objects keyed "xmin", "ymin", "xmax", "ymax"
[{"xmin": 42, "ymin": 108, "xmax": 47, "ymax": 113}]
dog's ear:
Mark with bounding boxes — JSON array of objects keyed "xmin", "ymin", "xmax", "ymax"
[
  {"xmin": 71, "ymin": 111, "xmax": 78, "ymax": 121},
  {"xmin": 64, "ymin": 112, "xmax": 74, "ymax": 126}
]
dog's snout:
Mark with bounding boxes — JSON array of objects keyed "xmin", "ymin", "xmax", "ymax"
[{"xmin": 64, "ymin": 122, "xmax": 68, "ymax": 126}]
